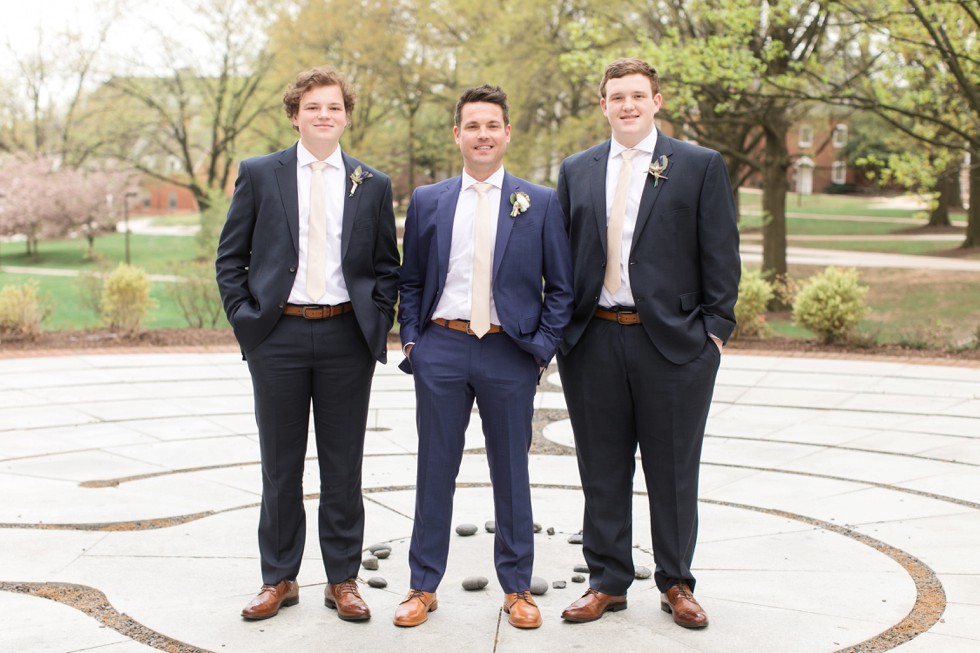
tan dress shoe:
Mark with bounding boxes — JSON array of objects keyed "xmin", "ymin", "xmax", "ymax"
[
  {"xmin": 393, "ymin": 589, "xmax": 438, "ymax": 627},
  {"xmin": 560, "ymin": 588, "xmax": 627, "ymax": 623},
  {"xmin": 241, "ymin": 579, "xmax": 299, "ymax": 620},
  {"xmin": 661, "ymin": 583, "xmax": 708, "ymax": 629},
  {"xmin": 503, "ymin": 591, "xmax": 542, "ymax": 629},
  {"xmin": 324, "ymin": 578, "xmax": 371, "ymax": 621}
]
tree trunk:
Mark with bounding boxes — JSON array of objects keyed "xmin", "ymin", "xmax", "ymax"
[
  {"xmin": 928, "ymin": 179, "xmax": 951, "ymax": 227},
  {"xmin": 948, "ymin": 158, "xmax": 964, "ymax": 211},
  {"xmin": 964, "ymin": 147, "xmax": 979, "ymax": 248},
  {"xmin": 762, "ymin": 118, "xmax": 789, "ymax": 281}
]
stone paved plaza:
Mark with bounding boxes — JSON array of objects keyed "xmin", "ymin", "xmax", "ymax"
[{"xmin": 1, "ymin": 349, "xmax": 978, "ymax": 652}]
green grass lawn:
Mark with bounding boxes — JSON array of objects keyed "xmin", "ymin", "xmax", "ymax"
[
  {"xmin": 739, "ymin": 190, "xmax": 928, "ymax": 219},
  {"xmin": 738, "ymin": 214, "xmax": 925, "ymax": 235},
  {"xmin": 1, "ymin": 233, "xmax": 201, "ymax": 275},
  {"xmin": 787, "ymin": 240, "xmax": 960, "ymax": 255},
  {"xmin": 0, "ymin": 271, "xmax": 204, "ymax": 330}
]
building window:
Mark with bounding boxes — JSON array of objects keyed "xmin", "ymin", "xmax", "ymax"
[
  {"xmin": 167, "ymin": 191, "xmax": 178, "ymax": 209},
  {"xmin": 798, "ymin": 125, "xmax": 813, "ymax": 148},
  {"xmin": 142, "ymin": 195, "xmax": 151, "ymax": 209},
  {"xmin": 832, "ymin": 124, "xmax": 848, "ymax": 148},
  {"xmin": 832, "ymin": 161, "xmax": 847, "ymax": 185}
]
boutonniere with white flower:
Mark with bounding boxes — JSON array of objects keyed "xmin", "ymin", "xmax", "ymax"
[
  {"xmin": 648, "ymin": 154, "xmax": 670, "ymax": 187},
  {"xmin": 509, "ymin": 191, "xmax": 530, "ymax": 217},
  {"xmin": 349, "ymin": 165, "xmax": 373, "ymax": 196}
]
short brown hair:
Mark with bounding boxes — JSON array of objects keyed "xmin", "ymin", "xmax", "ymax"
[
  {"xmin": 599, "ymin": 58, "xmax": 660, "ymax": 98},
  {"xmin": 454, "ymin": 84, "xmax": 509, "ymax": 127},
  {"xmin": 283, "ymin": 67, "xmax": 356, "ymax": 125}
]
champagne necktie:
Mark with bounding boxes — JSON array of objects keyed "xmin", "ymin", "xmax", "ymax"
[
  {"xmin": 307, "ymin": 161, "xmax": 328, "ymax": 301},
  {"xmin": 605, "ymin": 149, "xmax": 637, "ymax": 294},
  {"xmin": 469, "ymin": 182, "xmax": 492, "ymax": 338}
]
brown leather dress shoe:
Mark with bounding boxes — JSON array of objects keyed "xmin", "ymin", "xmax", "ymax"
[
  {"xmin": 241, "ymin": 579, "xmax": 299, "ymax": 620},
  {"xmin": 561, "ymin": 588, "xmax": 627, "ymax": 623},
  {"xmin": 503, "ymin": 591, "xmax": 542, "ymax": 629},
  {"xmin": 661, "ymin": 583, "xmax": 708, "ymax": 629},
  {"xmin": 324, "ymin": 578, "xmax": 371, "ymax": 621},
  {"xmin": 393, "ymin": 589, "xmax": 438, "ymax": 627}
]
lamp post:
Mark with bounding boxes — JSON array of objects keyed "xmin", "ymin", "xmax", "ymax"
[{"xmin": 122, "ymin": 191, "xmax": 138, "ymax": 265}]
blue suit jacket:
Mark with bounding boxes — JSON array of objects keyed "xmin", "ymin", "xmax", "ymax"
[
  {"xmin": 215, "ymin": 144, "xmax": 400, "ymax": 361},
  {"xmin": 397, "ymin": 171, "xmax": 573, "ymax": 373},
  {"xmin": 557, "ymin": 132, "xmax": 740, "ymax": 365}
]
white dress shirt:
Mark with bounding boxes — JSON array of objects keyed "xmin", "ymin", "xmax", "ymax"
[
  {"xmin": 431, "ymin": 167, "xmax": 505, "ymax": 324},
  {"xmin": 288, "ymin": 140, "xmax": 350, "ymax": 305},
  {"xmin": 600, "ymin": 129, "xmax": 658, "ymax": 308}
]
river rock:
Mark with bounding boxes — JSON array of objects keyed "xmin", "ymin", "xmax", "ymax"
[
  {"xmin": 456, "ymin": 523, "xmax": 478, "ymax": 536},
  {"xmin": 530, "ymin": 576, "xmax": 549, "ymax": 595},
  {"xmin": 462, "ymin": 576, "xmax": 490, "ymax": 591}
]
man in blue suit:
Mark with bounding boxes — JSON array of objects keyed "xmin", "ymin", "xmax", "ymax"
[
  {"xmin": 556, "ymin": 58, "xmax": 739, "ymax": 629},
  {"xmin": 216, "ymin": 67, "xmax": 399, "ymax": 622},
  {"xmin": 394, "ymin": 85, "xmax": 573, "ymax": 629}
]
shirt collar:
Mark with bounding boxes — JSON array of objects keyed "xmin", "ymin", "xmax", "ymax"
[
  {"xmin": 297, "ymin": 140, "xmax": 344, "ymax": 169},
  {"xmin": 610, "ymin": 128, "xmax": 658, "ymax": 159},
  {"xmin": 461, "ymin": 166, "xmax": 505, "ymax": 192}
]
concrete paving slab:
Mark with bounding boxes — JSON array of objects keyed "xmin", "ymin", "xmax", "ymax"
[{"xmin": 2, "ymin": 350, "xmax": 978, "ymax": 652}]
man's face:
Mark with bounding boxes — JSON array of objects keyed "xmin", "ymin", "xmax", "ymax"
[
  {"xmin": 600, "ymin": 73, "xmax": 662, "ymax": 147},
  {"xmin": 291, "ymin": 84, "xmax": 348, "ymax": 156},
  {"xmin": 454, "ymin": 102, "xmax": 511, "ymax": 180}
]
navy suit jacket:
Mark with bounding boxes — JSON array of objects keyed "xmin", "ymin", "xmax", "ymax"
[
  {"xmin": 397, "ymin": 171, "xmax": 573, "ymax": 373},
  {"xmin": 215, "ymin": 143, "xmax": 400, "ymax": 361},
  {"xmin": 557, "ymin": 132, "xmax": 740, "ymax": 365}
]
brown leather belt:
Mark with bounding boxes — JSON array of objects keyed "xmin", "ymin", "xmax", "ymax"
[
  {"xmin": 431, "ymin": 317, "xmax": 503, "ymax": 335},
  {"xmin": 594, "ymin": 307, "xmax": 642, "ymax": 324},
  {"xmin": 283, "ymin": 302, "xmax": 353, "ymax": 319}
]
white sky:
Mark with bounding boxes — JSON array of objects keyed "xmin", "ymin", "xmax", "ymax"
[{"xmin": 1, "ymin": 0, "xmax": 208, "ymax": 77}]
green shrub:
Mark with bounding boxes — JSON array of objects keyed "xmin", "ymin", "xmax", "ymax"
[
  {"xmin": 733, "ymin": 265, "xmax": 773, "ymax": 338},
  {"xmin": 101, "ymin": 263, "xmax": 155, "ymax": 335},
  {"xmin": 0, "ymin": 280, "xmax": 50, "ymax": 339},
  {"xmin": 792, "ymin": 267, "xmax": 869, "ymax": 344},
  {"xmin": 196, "ymin": 190, "xmax": 231, "ymax": 260},
  {"xmin": 168, "ymin": 260, "xmax": 224, "ymax": 328}
]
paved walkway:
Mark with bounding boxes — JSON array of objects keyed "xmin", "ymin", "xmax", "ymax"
[{"xmin": 1, "ymin": 350, "xmax": 979, "ymax": 652}]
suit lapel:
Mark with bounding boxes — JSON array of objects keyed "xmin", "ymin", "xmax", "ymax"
[
  {"xmin": 492, "ymin": 173, "xmax": 518, "ymax": 283},
  {"xmin": 340, "ymin": 153, "xmax": 358, "ymax": 260},
  {"xmin": 590, "ymin": 141, "xmax": 612, "ymax": 254},
  {"xmin": 631, "ymin": 132, "xmax": 674, "ymax": 248},
  {"xmin": 274, "ymin": 144, "xmax": 300, "ymax": 255},
  {"xmin": 436, "ymin": 178, "xmax": 462, "ymax": 288}
]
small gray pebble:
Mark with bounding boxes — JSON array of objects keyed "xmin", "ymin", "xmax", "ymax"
[
  {"xmin": 546, "ymin": 527, "xmax": 555, "ymax": 535},
  {"xmin": 533, "ymin": 522, "xmax": 542, "ymax": 533},
  {"xmin": 461, "ymin": 576, "xmax": 490, "ymax": 591},
  {"xmin": 367, "ymin": 577, "xmax": 387, "ymax": 588},
  {"xmin": 568, "ymin": 533, "xmax": 583, "ymax": 544},
  {"xmin": 530, "ymin": 576, "xmax": 549, "ymax": 596},
  {"xmin": 572, "ymin": 575, "xmax": 586, "ymax": 583},
  {"xmin": 456, "ymin": 523, "xmax": 479, "ymax": 536},
  {"xmin": 485, "ymin": 520, "xmax": 496, "ymax": 533},
  {"xmin": 374, "ymin": 548, "xmax": 391, "ymax": 559},
  {"xmin": 367, "ymin": 543, "xmax": 389, "ymax": 554},
  {"xmin": 573, "ymin": 564, "xmax": 590, "ymax": 573},
  {"xmin": 634, "ymin": 565, "xmax": 652, "ymax": 580},
  {"xmin": 552, "ymin": 580, "xmax": 567, "ymax": 589},
  {"xmin": 361, "ymin": 556, "xmax": 379, "ymax": 570}
]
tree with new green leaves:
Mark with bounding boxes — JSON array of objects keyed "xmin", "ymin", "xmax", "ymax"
[{"xmin": 828, "ymin": 0, "xmax": 978, "ymax": 246}]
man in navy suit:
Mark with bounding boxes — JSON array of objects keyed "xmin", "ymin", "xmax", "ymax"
[
  {"xmin": 556, "ymin": 59, "xmax": 740, "ymax": 628},
  {"xmin": 394, "ymin": 85, "xmax": 573, "ymax": 629},
  {"xmin": 216, "ymin": 67, "xmax": 399, "ymax": 622}
]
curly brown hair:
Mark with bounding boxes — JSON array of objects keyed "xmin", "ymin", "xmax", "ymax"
[
  {"xmin": 283, "ymin": 67, "xmax": 356, "ymax": 127},
  {"xmin": 599, "ymin": 58, "xmax": 660, "ymax": 98}
]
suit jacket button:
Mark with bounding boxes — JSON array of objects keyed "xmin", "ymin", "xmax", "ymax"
[
  {"xmin": 289, "ymin": 266, "xmax": 297, "ymax": 273},
  {"xmin": 278, "ymin": 302, "xmax": 285, "ymax": 309}
]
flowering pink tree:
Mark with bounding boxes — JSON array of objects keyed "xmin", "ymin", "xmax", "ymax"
[{"xmin": 0, "ymin": 154, "xmax": 135, "ymax": 259}]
